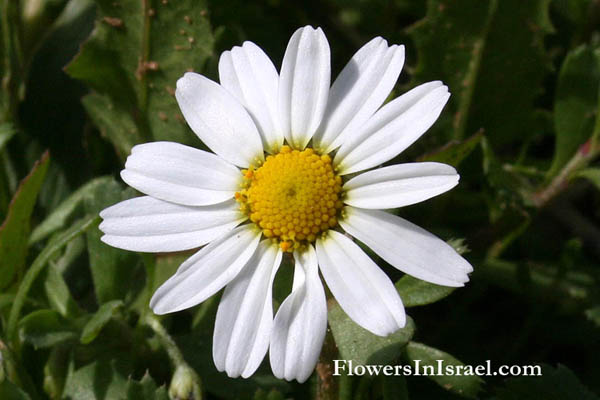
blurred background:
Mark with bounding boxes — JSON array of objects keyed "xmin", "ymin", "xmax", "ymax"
[{"xmin": 1, "ymin": 0, "xmax": 600, "ymax": 399}]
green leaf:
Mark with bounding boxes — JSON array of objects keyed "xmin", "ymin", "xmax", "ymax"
[
  {"xmin": 6, "ymin": 213, "xmax": 99, "ymax": 342},
  {"xmin": 491, "ymin": 364, "xmax": 598, "ymax": 400},
  {"xmin": 62, "ymin": 360, "xmax": 129, "ymax": 400},
  {"xmin": 84, "ymin": 179, "xmax": 139, "ymax": 304},
  {"xmin": 381, "ymin": 375, "xmax": 409, "ymax": 400},
  {"xmin": 0, "ymin": 122, "xmax": 16, "ymax": 151},
  {"xmin": 151, "ymin": 253, "xmax": 189, "ymax": 294},
  {"xmin": 585, "ymin": 305, "xmax": 600, "ymax": 327},
  {"xmin": 575, "ymin": 168, "xmax": 600, "ymax": 191},
  {"xmin": 395, "ymin": 238, "xmax": 468, "ymax": 307},
  {"xmin": 80, "ymin": 93, "xmax": 143, "ymax": 157},
  {"xmin": 66, "ymin": 0, "xmax": 214, "ymax": 151},
  {"xmin": 44, "ymin": 262, "xmax": 81, "ymax": 317},
  {"xmin": 19, "ymin": 309, "xmax": 77, "ymax": 349},
  {"xmin": 0, "ymin": 380, "xmax": 32, "ymax": 400},
  {"xmin": 404, "ymin": 341, "xmax": 484, "ymax": 399},
  {"xmin": 549, "ymin": 44, "xmax": 600, "ymax": 177},
  {"xmin": 329, "ymin": 302, "xmax": 415, "ymax": 366},
  {"xmin": 418, "ymin": 131, "xmax": 483, "ymax": 167},
  {"xmin": 29, "ymin": 176, "xmax": 112, "ymax": 244},
  {"xmin": 409, "ymin": 0, "xmax": 497, "ymax": 140},
  {"xmin": 395, "ymin": 276, "xmax": 456, "ymax": 308},
  {"xmin": 125, "ymin": 372, "xmax": 169, "ymax": 400},
  {"xmin": 43, "ymin": 345, "xmax": 70, "ymax": 400},
  {"xmin": 0, "ymin": 151, "xmax": 50, "ymax": 289},
  {"xmin": 467, "ymin": 0, "xmax": 552, "ymax": 146},
  {"xmin": 410, "ymin": 0, "xmax": 553, "ymax": 145},
  {"xmin": 80, "ymin": 300, "xmax": 123, "ymax": 344}
]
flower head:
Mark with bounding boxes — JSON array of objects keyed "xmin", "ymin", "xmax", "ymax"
[{"xmin": 99, "ymin": 26, "xmax": 472, "ymax": 383}]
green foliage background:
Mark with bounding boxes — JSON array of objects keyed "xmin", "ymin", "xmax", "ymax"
[{"xmin": 1, "ymin": 0, "xmax": 600, "ymax": 399}]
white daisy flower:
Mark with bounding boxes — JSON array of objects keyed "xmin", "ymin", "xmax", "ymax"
[{"xmin": 99, "ymin": 25, "xmax": 472, "ymax": 383}]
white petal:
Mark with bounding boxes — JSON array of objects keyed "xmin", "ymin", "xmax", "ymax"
[
  {"xmin": 316, "ymin": 231, "xmax": 405, "ymax": 336},
  {"xmin": 313, "ymin": 38, "xmax": 405, "ymax": 153},
  {"xmin": 150, "ymin": 225, "xmax": 261, "ymax": 314},
  {"xmin": 175, "ymin": 72, "xmax": 264, "ymax": 167},
  {"xmin": 335, "ymin": 81, "xmax": 450, "ymax": 175},
  {"xmin": 269, "ymin": 245, "xmax": 327, "ymax": 383},
  {"xmin": 340, "ymin": 207, "xmax": 472, "ymax": 287},
  {"xmin": 343, "ymin": 162, "xmax": 459, "ymax": 209},
  {"xmin": 219, "ymin": 41, "xmax": 283, "ymax": 153},
  {"xmin": 99, "ymin": 197, "xmax": 245, "ymax": 252},
  {"xmin": 121, "ymin": 141, "xmax": 241, "ymax": 206},
  {"xmin": 213, "ymin": 240, "xmax": 282, "ymax": 378},
  {"xmin": 278, "ymin": 26, "xmax": 330, "ymax": 149}
]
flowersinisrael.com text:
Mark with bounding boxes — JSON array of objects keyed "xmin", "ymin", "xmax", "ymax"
[{"xmin": 333, "ymin": 360, "xmax": 542, "ymax": 377}]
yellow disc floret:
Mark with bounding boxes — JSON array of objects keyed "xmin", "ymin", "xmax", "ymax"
[{"xmin": 236, "ymin": 145, "xmax": 343, "ymax": 252}]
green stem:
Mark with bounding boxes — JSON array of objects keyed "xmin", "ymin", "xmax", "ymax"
[
  {"xmin": 6, "ymin": 215, "xmax": 99, "ymax": 343},
  {"xmin": 144, "ymin": 314, "xmax": 202, "ymax": 399},
  {"xmin": 1, "ymin": 0, "xmax": 24, "ymax": 123},
  {"xmin": 531, "ymin": 142, "xmax": 599, "ymax": 208},
  {"xmin": 144, "ymin": 314, "xmax": 186, "ymax": 367},
  {"xmin": 452, "ymin": 0, "xmax": 498, "ymax": 140}
]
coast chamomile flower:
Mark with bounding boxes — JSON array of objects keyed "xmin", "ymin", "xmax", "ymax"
[{"xmin": 99, "ymin": 25, "xmax": 472, "ymax": 383}]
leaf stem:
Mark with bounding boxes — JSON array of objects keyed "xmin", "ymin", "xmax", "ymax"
[{"xmin": 531, "ymin": 140, "xmax": 599, "ymax": 208}]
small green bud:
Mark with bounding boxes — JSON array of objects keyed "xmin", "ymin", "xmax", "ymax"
[{"xmin": 168, "ymin": 365, "xmax": 201, "ymax": 400}]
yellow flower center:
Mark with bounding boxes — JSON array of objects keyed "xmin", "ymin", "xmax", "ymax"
[{"xmin": 236, "ymin": 145, "xmax": 343, "ymax": 252}]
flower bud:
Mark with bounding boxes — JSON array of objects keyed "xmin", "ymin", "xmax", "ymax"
[{"xmin": 168, "ymin": 365, "xmax": 201, "ymax": 400}]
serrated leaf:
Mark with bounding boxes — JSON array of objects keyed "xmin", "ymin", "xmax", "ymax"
[
  {"xmin": 549, "ymin": 44, "xmax": 600, "ymax": 177},
  {"xmin": 395, "ymin": 276, "xmax": 456, "ymax": 308},
  {"xmin": 466, "ymin": 0, "xmax": 553, "ymax": 146},
  {"xmin": 84, "ymin": 179, "xmax": 139, "ymax": 304},
  {"xmin": 67, "ymin": 0, "xmax": 214, "ymax": 151},
  {"xmin": 125, "ymin": 372, "xmax": 169, "ymax": 400},
  {"xmin": 409, "ymin": 0, "xmax": 497, "ymax": 140},
  {"xmin": 410, "ymin": 0, "xmax": 553, "ymax": 146},
  {"xmin": 62, "ymin": 360, "xmax": 129, "ymax": 400},
  {"xmin": 30, "ymin": 176, "xmax": 113, "ymax": 244},
  {"xmin": 0, "ymin": 151, "xmax": 50, "ymax": 289},
  {"xmin": 329, "ymin": 302, "xmax": 415, "ymax": 366},
  {"xmin": 404, "ymin": 341, "xmax": 484, "ymax": 399},
  {"xmin": 18, "ymin": 309, "xmax": 77, "ymax": 349},
  {"xmin": 491, "ymin": 364, "xmax": 598, "ymax": 400},
  {"xmin": 418, "ymin": 131, "xmax": 483, "ymax": 167},
  {"xmin": 80, "ymin": 300, "xmax": 123, "ymax": 344}
]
